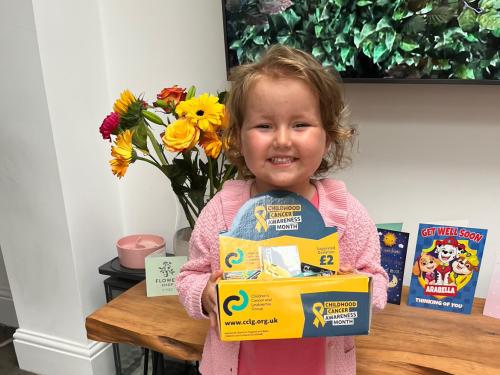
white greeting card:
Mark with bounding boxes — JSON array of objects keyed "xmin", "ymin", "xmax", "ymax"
[
  {"xmin": 145, "ymin": 248, "xmax": 186, "ymax": 297},
  {"xmin": 484, "ymin": 253, "xmax": 500, "ymax": 319}
]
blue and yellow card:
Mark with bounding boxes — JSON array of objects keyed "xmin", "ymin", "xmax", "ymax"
[
  {"xmin": 407, "ymin": 223, "xmax": 487, "ymax": 314},
  {"xmin": 216, "ymin": 190, "xmax": 372, "ymax": 341},
  {"xmin": 378, "ymin": 229, "xmax": 409, "ymax": 304}
]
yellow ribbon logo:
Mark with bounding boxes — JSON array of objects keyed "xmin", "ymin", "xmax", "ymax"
[
  {"xmin": 312, "ymin": 302, "xmax": 325, "ymax": 328},
  {"xmin": 254, "ymin": 205, "xmax": 268, "ymax": 232}
]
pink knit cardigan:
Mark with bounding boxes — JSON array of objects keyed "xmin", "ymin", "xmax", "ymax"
[{"xmin": 176, "ymin": 179, "xmax": 388, "ymax": 375}]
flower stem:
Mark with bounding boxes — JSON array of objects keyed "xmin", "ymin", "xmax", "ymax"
[
  {"xmin": 147, "ymin": 153, "xmax": 160, "ymax": 166},
  {"xmin": 207, "ymin": 157, "xmax": 215, "ymax": 197},
  {"xmin": 219, "ymin": 154, "xmax": 226, "ymax": 176},
  {"xmin": 135, "ymin": 156, "xmax": 160, "ymax": 168},
  {"xmin": 185, "ymin": 196, "xmax": 200, "ymax": 217},
  {"xmin": 182, "ymin": 150, "xmax": 194, "ymax": 169},
  {"xmin": 178, "ymin": 195, "xmax": 196, "ymax": 229},
  {"xmin": 146, "ymin": 127, "xmax": 168, "ymax": 166}
]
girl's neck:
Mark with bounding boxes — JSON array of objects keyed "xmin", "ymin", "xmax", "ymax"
[{"xmin": 250, "ymin": 180, "xmax": 317, "ymax": 200}]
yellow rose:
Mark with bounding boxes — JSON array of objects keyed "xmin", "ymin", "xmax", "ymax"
[
  {"xmin": 200, "ymin": 131, "xmax": 222, "ymax": 159},
  {"xmin": 162, "ymin": 118, "xmax": 200, "ymax": 152}
]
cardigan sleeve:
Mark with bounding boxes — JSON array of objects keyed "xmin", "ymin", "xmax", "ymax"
[
  {"xmin": 343, "ymin": 193, "xmax": 389, "ymax": 311},
  {"xmin": 175, "ymin": 195, "xmax": 223, "ymax": 319}
]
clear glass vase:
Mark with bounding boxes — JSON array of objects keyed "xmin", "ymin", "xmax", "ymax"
[{"xmin": 173, "ymin": 227, "xmax": 192, "ymax": 258}]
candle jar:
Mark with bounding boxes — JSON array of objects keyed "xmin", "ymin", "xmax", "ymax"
[{"xmin": 116, "ymin": 234, "xmax": 165, "ymax": 269}]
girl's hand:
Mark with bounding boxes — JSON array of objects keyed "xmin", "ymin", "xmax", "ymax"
[
  {"xmin": 201, "ymin": 270, "xmax": 223, "ymax": 328},
  {"xmin": 339, "ymin": 264, "xmax": 355, "ymax": 274}
]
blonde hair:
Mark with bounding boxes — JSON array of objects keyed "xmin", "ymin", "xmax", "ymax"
[{"xmin": 223, "ymin": 44, "xmax": 355, "ymax": 178}]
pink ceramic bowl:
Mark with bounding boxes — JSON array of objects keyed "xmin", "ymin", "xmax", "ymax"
[{"xmin": 116, "ymin": 234, "xmax": 165, "ymax": 269}]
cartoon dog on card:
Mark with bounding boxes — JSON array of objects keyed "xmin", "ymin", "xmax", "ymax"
[
  {"xmin": 450, "ymin": 251, "xmax": 479, "ymax": 289},
  {"xmin": 415, "ymin": 236, "xmax": 481, "ymax": 299},
  {"xmin": 412, "ymin": 254, "xmax": 440, "ymax": 285},
  {"xmin": 433, "ymin": 237, "xmax": 463, "ymax": 285}
]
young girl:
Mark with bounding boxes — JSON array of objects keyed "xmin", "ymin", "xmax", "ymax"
[{"xmin": 176, "ymin": 44, "xmax": 388, "ymax": 375}]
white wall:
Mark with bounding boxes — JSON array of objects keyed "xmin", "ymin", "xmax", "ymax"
[
  {"xmin": 98, "ymin": 0, "xmax": 500, "ymax": 297},
  {"xmin": 98, "ymin": 0, "xmax": 230, "ymax": 246},
  {"xmin": 0, "ymin": 0, "xmax": 119, "ymax": 373},
  {"xmin": 30, "ymin": 0, "xmax": 125, "ymax": 321},
  {"xmin": 0, "ymin": 0, "xmax": 498, "ymax": 373},
  {"xmin": 339, "ymin": 84, "xmax": 500, "ymax": 296},
  {"xmin": 1, "ymin": 0, "xmax": 85, "ymax": 340}
]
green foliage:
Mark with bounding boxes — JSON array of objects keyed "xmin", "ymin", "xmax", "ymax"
[
  {"xmin": 458, "ymin": 8, "xmax": 477, "ymax": 32},
  {"xmin": 163, "ymin": 149, "xmax": 237, "ymax": 227},
  {"xmin": 225, "ymin": 0, "xmax": 500, "ymax": 80},
  {"xmin": 120, "ymin": 101, "xmax": 144, "ymax": 129},
  {"xmin": 120, "ymin": 102, "xmax": 149, "ymax": 151},
  {"xmin": 131, "ymin": 120, "xmax": 148, "ymax": 152}
]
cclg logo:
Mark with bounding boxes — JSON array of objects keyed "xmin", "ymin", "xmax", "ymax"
[
  {"xmin": 224, "ymin": 248, "xmax": 244, "ymax": 268},
  {"xmin": 223, "ymin": 290, "xmax": 249, "ymax": 316}
]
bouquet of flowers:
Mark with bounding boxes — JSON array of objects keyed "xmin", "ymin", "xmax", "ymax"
[{"xmin": 99, "ymin": 85, "xmax": 237, "ymax": 229}]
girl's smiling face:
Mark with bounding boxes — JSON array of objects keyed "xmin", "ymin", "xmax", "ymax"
[{"xmin": 240, "ymin": 76, "xmax": 330, "ymax": 199}]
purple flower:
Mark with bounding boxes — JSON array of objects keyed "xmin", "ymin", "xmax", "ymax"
[{"xmin": 99, "ymin": 112, "xmax": 120, "ymax": 141}]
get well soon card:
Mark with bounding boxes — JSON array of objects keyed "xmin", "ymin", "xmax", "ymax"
[{"xmin": 407, "ymin": 223, "xmax": 487, "ymax": 314}]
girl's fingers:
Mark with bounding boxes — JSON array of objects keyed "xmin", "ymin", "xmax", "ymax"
[
  {"xmin": 209, "ymin": 311, "xmax": 217, "ymax": 328},
  {"xmin": 206, "ymin": 270, "xmax": 224, "ymax": 327},
  {"xmin": 209, "ymin": 270, "xmax": 223, "ymax": 304},
  {"xmin": 209, "ymin": 303, "xmax": 220, "ymax": 328},
  {"xmin": 210, "ymin": 270, "xmax": 223, "ymax": 282},
  {"xmin": 339, "ymin": 264, "xmax": 354, "ymax": 274},
  {"xmin": 208, "ymin": 291, "xmax": 216, "ymax": 306}
]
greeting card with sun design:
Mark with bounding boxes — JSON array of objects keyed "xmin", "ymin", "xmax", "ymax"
[
  {"xmin": 378, "ymin": 229, "xmax": 409, "ymax": 305},
  {"xmin": 383, "ymin": 232, "xmax": 397, "ymax": 247}
]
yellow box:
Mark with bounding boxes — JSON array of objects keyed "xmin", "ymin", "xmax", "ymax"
[{"xmin": 217, "ymin": 274, "xmax": 372, "ymax": 341}]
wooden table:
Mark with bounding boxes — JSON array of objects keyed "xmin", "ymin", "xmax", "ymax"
[
  {"xmin": 86, "ymin": 281, "xmax": 208, "ymax": 361},
  {"xmin": 356, "ymin": 289, "xmax": 500, "ymax": 375},
  {"xmin": 86, "ymin": 283, "xmax": 500, "ymax": 374}
]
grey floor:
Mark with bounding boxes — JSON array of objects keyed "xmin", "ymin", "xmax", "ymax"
[
  {"xmin": 0, "ymin": 341, "xmax": 194, "ymax": 375},
  {"xmin": 0, "ymin": 324, "xmax": 36, "ymax": 375},
  {"xmin": 124, "ymin": 345, "xmax": 198, "ymax": 375},
  {"xmin": 0, "ymin": 343, "xmax": 36, "ymax": 375},
  {"xmin": 0, "ymin": 340, "xmax": 146, "ymax": 375},
  {"xmin": 0, "ymin": 324, "xmax": 196, "ymax": 375}
]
